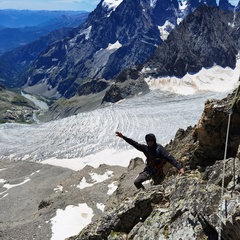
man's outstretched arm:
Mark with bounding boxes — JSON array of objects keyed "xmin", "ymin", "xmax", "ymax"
[{"xmin": 115, "ymin": 131, "xmax": 145, "ymax": 152}]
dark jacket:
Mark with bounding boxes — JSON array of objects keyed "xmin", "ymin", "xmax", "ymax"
[{"xmin": 122, "ymin": 135, "xmax": 181, "ymax": 175}]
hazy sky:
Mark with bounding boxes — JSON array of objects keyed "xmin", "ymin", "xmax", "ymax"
[
  {"xmin": 0, "ymin": 0, "xmax": 238, "ymax": 12},
  {"xmin": 0, "ymin": 0, "xmax": 100, "ymax": 11}
]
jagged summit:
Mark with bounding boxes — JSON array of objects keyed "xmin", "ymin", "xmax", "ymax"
[
  {"xmin": 101, "ymin": 4, "xmax": 240, "ymax": 104},
  {"xmin": 144, "ymin": 5, "xmax": 240, "ymax": 77},
  {"xmin": 6, "ymin": 0, "xmax": 221, "ymax": 99}
]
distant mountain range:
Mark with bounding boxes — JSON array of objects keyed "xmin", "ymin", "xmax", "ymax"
[
  {"xmin": 0, "ymin": 9, "xmax": 89, "ymax": 55},
  {"xmin": 0, "ymin": 9, "xmax": 88, "ymax": 28},
  {"xmin": 0, "ymin": 0, "xmax": 239, "ymax": 105}
]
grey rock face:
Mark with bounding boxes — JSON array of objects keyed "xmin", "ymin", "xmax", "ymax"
[
  {"xmin": 21, "ymin": 0, "xmax": 220, "ymax": 98},
  {"xmin": 144, "ymin": 5, "xmax": 240, "ymax": 78},
  {"xmin": 70, "ymin": 158, "xmax": 240, "ymax": 240},
  {"xmin": 104, "ymin": 5, "xmax": 240, "ymax": 103}
]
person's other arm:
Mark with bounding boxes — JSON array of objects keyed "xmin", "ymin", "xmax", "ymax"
[{"xmin": 158, "ymin": 145, "xmax": 184, "ymax": 174}]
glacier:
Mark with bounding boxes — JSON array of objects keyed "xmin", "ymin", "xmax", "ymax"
[
  {"xmin": 0, "ymin": 61, "xmax": 240, "ymax": 170},
  {"xmin": 0, "ymin": 89, "xmax": 237, "ymax": 165}
]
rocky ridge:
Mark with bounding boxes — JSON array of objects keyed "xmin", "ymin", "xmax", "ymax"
[
  {"xmin": 104, "ymin": 5, "xmax": 240, "ymax": 103},
  {"xmin": 4, "ymin": 0, "xmax": 220, "ymax": 99},
  {"xmin": 66, "ymin": 86, "xmax": 240, "ymax": 239}
]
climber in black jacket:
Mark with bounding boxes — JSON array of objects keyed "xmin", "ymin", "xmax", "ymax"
[{"xmin": 115, "ymin": 131, "xmax": 184, "ymax": 189}]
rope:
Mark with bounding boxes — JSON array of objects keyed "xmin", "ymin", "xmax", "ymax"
[
  {"xmin": 217, "ymin": 79, "xmax": 240, "ymax": 239},
  {"xmin": 218, "ymin": 109, "xmax": 232, "ymax": 240}
]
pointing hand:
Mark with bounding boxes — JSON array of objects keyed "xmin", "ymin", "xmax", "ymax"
[{"xmin": 115, "ymin": 131, "xmax": 123, "ymax": 138}]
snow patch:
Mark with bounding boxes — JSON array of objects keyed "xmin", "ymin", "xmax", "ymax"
[
  {"xmin": 0, "ymin": 193, "xmax": 8, "ymax": 200},
  {"xmin": 158, "ymin": 20, "xmax": 175, "ymax": 41},
  {"xmin": 102, "ymin": 0, "xmax": 123, "ymax": 12},
  {"xmin": 0, "ymin": 178, "xmax": 31, "ymax": 199},
  {"xmin": 54, "ymin": 185, "xmax": 63, "ymax": 193},
  {"xmin": 97, "ymin": 203, "xmax": 105, "ymax": 212},
  {"xmin": 42, "ymin": 149, "xmax": 142, "ymax": 171},
  {"xmin": 144, "ymin": 60, "xmax": 240, "ymax": 95},
  {"xmin": 2, "ymin": 178, "xmax": 30, "ymax": 190},
  {"xmin": 77, "ymin": 171, "xmax": 113, "ymax": 189},
  {"xmin": 150, "ymin": 0, "xmax": 157, "ymax": 8},
  {"xmin": 76, "ymin": 177, "xmax": 92, "ymax": 189},
  {"xmin": 0, "ymin": 179, "xmax": 5, "ymax": 183},
  {"xmin": 179, "ymin": 0, "xmax": 188, "ymax": 11},
  {"xmin": 107, "ymin": 181, "xmax": 118, "ymax": 195},
  {"xmin": 30, "ymin": 170, "xmax": 40, "ymax": 176},
  {"xmin": 50, "ymin": 204, "xmax": 93, "ymax": 240},
  {"xmin": 177, "ymin": 0, "xmax": 188, "ymax": 25},
  {"xmin": 107, "ymin": 41, "xmax": 122, "ymax": 51},
  {"xmin": 81, "ymin": 26, "xmax": 92, "ymax": 40}
]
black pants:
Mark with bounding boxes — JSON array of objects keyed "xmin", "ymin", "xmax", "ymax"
[{"xmin": 134, "ymin": 170, "xmax": 165, "ymax": 189}]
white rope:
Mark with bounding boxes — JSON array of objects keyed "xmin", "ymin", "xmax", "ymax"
[{"xmin": 218, "ymin": 109, "xmax": 232, "ymax": 240}]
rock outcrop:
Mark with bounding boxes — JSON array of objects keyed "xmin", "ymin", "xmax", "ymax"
[
  {"xmin": 67, "ymin": 86, "xmax": 240, "ymax": 240},
  {"xmin": 166, "ymin": 84, "xmax": 240, "ymax": 170},
  {"xmin": 68, "ymin": 158, "xmax": 240, "ymax": 240}
]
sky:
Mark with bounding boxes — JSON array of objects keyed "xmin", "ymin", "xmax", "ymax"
[
  {"xmin": 0, "ymin": 0, "xmax": 100, "ymax": 11},
  {"xmin": 0, "ymin": 0, "xmax": 239, "ymax": 12}
]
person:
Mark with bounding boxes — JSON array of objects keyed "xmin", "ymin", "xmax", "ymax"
[{"xmin": 115, "ymin": 131, "xmax": 184, "ymax": 189}]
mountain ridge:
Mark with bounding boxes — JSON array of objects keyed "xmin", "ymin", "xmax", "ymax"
[
  {"xmin": 0, "ymin": 0, "xmax": 224, "ymax": 98},
  {"xmin": 102, "ymin": 4, "xmax": 240, "ymax": 104}
]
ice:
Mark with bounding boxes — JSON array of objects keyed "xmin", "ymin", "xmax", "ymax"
[
  {"xmin": 107, "ymin": 40, "xmax": 122, "ymax": 50},
  {"xmin": 0, "ymin": 91, "xmax": 236, "ymax": 163}
]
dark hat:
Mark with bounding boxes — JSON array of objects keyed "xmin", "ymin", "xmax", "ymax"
[{"xmin": 145, "ymin": 133, "xmax": 156, "ymax": 143}]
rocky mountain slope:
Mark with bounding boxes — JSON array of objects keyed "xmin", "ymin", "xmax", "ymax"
[
  {"xmin": 1, "ymin": 0, "xmax": 220, "ymax": 99},
  {"xmin": 103, "ymin": 5, "xmax": 240, "ymax": 103},
  {"xmin": 0, "ymin": 27, "xmax": 78, "ymax": 88},
  {"xmin": 0, "ymin": 9, "xmax": 89, "ymax": 88},
  {"xmin": 1, "ymin": 85, "xmax": 240, "ymax": 239},
  {"xmin": 144, "ymin": 5, "xmax": 240, "ymax": 77},
  {"xmin": 0, "ymin": 0, "xmax": 239, "ymax": 115},
  {"xmin": 67, "ymin": 85, "xmax": 240, "ymax": 239}
]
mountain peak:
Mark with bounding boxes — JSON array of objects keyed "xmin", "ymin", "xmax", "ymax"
[{"xmin": 102, "ymin": 0, "xmax": 124, "ymax": 11}]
